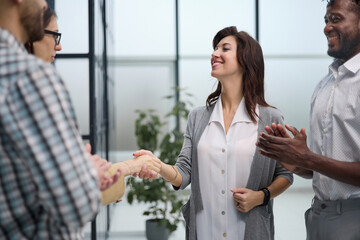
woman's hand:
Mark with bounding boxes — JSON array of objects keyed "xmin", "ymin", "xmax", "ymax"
[
  {"xmin": 231, "ymin": 188, "xmax": 264, "ymax": 212},
  {"xmin": 133, "ymin": 149, "xmax": 156, "ymax": 158},
  {"xmin": 131, "ymin": 149, "xmax": 162, "ymax": 179},
  {"xmin": 128, "ymin": 150, "xmax": 162, "ymax": 178}
]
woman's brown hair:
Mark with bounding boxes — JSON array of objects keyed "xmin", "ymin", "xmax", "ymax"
[{"xmin": 206, "ymin": 26, "xmax": 272, "ymax": 123}]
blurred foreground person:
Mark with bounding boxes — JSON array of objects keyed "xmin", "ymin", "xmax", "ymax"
[{"xmin": 0, "ymin": 0, "xmax": 159, "ymax": 238}]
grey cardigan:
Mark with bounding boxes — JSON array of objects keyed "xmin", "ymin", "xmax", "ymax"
[{"xmin": 174, "ymin": 105, "xmax": 293, "ymax": 240}]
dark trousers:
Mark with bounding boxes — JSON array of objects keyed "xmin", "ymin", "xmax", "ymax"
[{"xmin": 305, "ymin": 197, "xmax": 360, "ymax": 240}]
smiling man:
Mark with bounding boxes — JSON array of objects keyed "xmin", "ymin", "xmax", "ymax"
[
  {"xmin": 325, "ymin": 0, "xmax": 360, "ymax": 61},
  {"xmin": 257, "ymin": 0, "xmax": 360, "ymax": 239}
]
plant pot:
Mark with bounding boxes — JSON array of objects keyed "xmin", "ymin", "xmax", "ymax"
[{"xmin": 145, "ymin": 219, "xmax": 170, "ymax": 240}]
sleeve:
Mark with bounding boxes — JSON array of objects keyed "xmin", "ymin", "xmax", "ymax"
[
  {"xmin": 101, "ymin": 163, "xmax": 125, "ymax": 205},
  {"xmin": 274, "ymin": 162, "xmax": 294, "ymax": 184},
  {"xmin": 5, "ymin": 64, "xmax": 100, "ymax": 229},
  {"xmin": 271, "ymin": 108, "xmax": 294, "ymax": 184},
  {"xmin": 174, "ymin": 109, "xmax": 195, "ymax": 190},
  {"xmin": 308, "ymin": 79, "xmax": 323, "ymax": 150}
]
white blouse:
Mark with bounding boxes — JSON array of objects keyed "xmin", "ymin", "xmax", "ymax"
[{"xmin": 196, "ymin": 97, "xmax": 258, "ymax": 240}]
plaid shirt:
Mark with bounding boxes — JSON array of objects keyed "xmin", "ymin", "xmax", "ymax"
[{"xmin": 0, "ymin": 28, "xmax": 100, "ymax": 239}]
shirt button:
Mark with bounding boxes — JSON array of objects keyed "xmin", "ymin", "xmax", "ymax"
[
  {"xmin": 222, "ymin": 148, "xmax": 225, "ymax": 152},
  {"xmin": 221, "ymin": 190, "xmax": 225, "ymax": 194},
  {"xmin": 321, "ymin": 151, "xmax": 325, "ymax": 156},
  {"xmin": 221, "ymin": 169, "xmax": 225, "ymax": 174},
  {"xmin": 223, "ymin": 233, "xmax": 227, "ymax": 237},
  {"xmin": 323, "ymin": 129, "xmax": 327, "ymax": 133},
  {"xmin": 221, "ymin": 211, "xmax": 225, "ymax": 215}
]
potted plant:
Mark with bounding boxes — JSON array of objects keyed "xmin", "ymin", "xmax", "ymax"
[{"xmin": 126, "ymin": 88, "xmax": 193, "ymax": 240}]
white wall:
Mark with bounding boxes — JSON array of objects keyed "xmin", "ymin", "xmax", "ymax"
[{"xmin": 55, "ymin": 0, "xmax": 89, "ymax": 53}]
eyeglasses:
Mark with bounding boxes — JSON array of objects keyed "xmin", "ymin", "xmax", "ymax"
[{"xmin": 44, "ymin": 30, "xmax": 62, "ymax": 45}]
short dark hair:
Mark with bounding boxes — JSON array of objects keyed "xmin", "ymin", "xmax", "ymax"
[
  {"xmin": 326, "ymin": 0, "xmax": 360, "ymax": 6},
  {"xmin": 25, "ymin": 7, "xmax": 57, "ymax": 54},
  {"xmin": 326, "ymin": 0, "xmax": 360, "ymax": 16},
  {"xmin": 206, "ymin": 26, "xmax": 272, "ymax": 123}
]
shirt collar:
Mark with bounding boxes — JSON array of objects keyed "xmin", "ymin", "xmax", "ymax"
[
  {"xmin": 329, "ymin": 52, "xmax": 360, "ymax": 75},
  {"xmin": 208, "ymin": 95, "xmax": 253, "ymax": 126},
  {"xmin": 0, "ymin": 27, "xmax": 27, "ymax": 54}
]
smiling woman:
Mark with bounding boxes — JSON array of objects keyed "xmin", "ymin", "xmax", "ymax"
[
  {"xmin": 25, "ymin": 7, "xmax": 62, "ymax": 63},
  {"xmin": 134, "ymin": 26, "xmax": 293, "ymax": 240}
]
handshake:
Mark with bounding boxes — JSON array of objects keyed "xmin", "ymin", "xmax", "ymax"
[{"xmin": 86, "ymin": 144, "xmax": 162, "ymax": 204}]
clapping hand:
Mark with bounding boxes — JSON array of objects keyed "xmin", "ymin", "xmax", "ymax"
[{"xmin": 257, "ymin": 123, "xmax": 309, "ymax": 171}]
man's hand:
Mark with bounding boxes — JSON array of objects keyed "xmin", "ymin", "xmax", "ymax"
[
  {"xmin": 262, "ymin": 123, "xmax": 297, "ymax": 171},
  {"xmin": 85, "ymin": 144, "xmax": 121, "ymax": 191},
  {"xmin": 257, "ymin": 124, "xmax": 311, "ymax": 169},
  {"xmin": 264, "ymin": 123, "xmax": 291, "ymax": 138}
]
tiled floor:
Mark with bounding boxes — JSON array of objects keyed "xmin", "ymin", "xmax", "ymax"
[{"xmin": 106, "ymin": 182, "xmax": 314, "ymax": 240}]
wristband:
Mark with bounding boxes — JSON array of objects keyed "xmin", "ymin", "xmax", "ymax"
[{"xmin": 260, "ymin": 187, "xmax": 270, "ymax": 206}]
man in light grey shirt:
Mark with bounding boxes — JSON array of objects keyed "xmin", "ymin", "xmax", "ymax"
[{"xmin": 257, "ymin": 0, "xmax": 360, "ymax": 239}]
